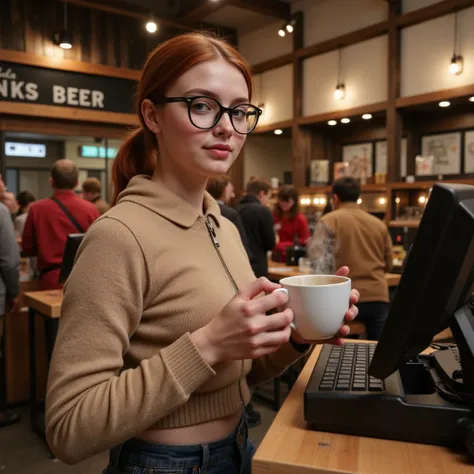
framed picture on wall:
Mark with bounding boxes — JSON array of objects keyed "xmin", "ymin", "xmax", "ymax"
[
  {"xmin": 401, "ymin": 138, "xmax": 408, "ymax": 177},
  {"xmin": 310, "ymin": 160, "xmax": 329, "ymax": 185},
  {"xmin": 375, "ymin": 139, "xmax": 408, "ymax": 177},
  {"xmin": 420, "ymin": 132, "xmax": 461, "ymax": 176},
  {"xmin": 375, "ymin": 140, "xmax": 387, "ymax": 174},
  {"xmin": 342, "ymin": 142, "xmax": 373, "ymax": 179},
  {"xmin": 464, "ymin": 130, "xmax": 474, "ymax": 174}
]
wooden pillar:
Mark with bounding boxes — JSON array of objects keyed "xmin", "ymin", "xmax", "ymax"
[
  {"xmin": 387, "ymin": 0, "xmax": 402, "ymax": 183},
  {"xmin": 291, "ymin": 10, "xmax": 306, "ymax": 186}
]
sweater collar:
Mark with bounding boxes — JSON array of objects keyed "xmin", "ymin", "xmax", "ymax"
[
  {"xmin": 116, "ymin": 175, "xmax": 221, "ymax": 229},
  {"xmin": 339, "ymin": 202, "xmax": 359, "ymax": 210}
]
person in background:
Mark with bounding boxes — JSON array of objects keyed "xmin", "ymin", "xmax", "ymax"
[
  {"xmin": 311, "ymin": 177, "xmax": 392, "ymax": 340},
  {"xmin": 206, "ymin": 175, "xmax": 253, "ymax": 264},
  {"xmin": 82, "ymin": 177, "xmax": 110, "ymax": 215},
  {"xmin": 238, "ymin": 178, "xmax": 275, "ymax": 279},
  {"xmin": 22, "ymin": 160, "xmax": 100, "ymax": 358},
  {"xmin": 273, "ymin": 186, "xmax": 310, "ymax": 262},
  {"xmin": 44, "ymin": 32, "xmax": 359, "ymax": 471},
  {"xmin": 237, "ymin": 177, "xmax": 276, "ymax": 428},
  {"xmin": 0, "ymin": 175, "xmax": 19, "ymax": 218},
  {"xmin": 14, "ymin": 191, "xmax": 36, "ymax": 242},
  {"xmin": 0, "ymin": 185, "xmax": 20, "ymax": 428}
]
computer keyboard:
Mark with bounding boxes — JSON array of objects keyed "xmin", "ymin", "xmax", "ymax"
[{"xmin": 318, "ymin": 343, "xmax": 385, "ymax": 392}]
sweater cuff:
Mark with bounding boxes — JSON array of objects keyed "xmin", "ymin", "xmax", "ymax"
[{"xmin": 160, "ymin": 333, "xmax": 216, "ymax": 396}]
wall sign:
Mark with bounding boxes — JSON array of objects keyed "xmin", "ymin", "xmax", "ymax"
[
  {"xmin": 79, "ymin": 145, "xmax": 118, "ymax": 159},
  {"xmin": 0, "ymin": 61, "xmax": 137, "ymax": 114},
  {"xmin": 5, "ymin": 141, "xmax": 46, "ymax": 158}
]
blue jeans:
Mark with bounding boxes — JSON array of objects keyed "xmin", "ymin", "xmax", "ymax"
[
  {"xmin": 102, "ymin": 414, "xmax": 255, "ymax": 474},
  {"xmin": 357, "ymin": 301, "xmax": 389, "ymax": 340}
]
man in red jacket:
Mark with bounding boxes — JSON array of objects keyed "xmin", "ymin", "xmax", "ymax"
[{"xmin": 22, "ymin": 160, "xmax": 99, "ymax": 355}]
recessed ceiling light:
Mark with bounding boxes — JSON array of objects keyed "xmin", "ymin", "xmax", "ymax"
[
  {"xmin": 341, "ymin": 118, "xmax": 350, "ymax": 124},
  {"xmin": 362, "ymin": 114, "xmax": 372, "ymax": 120},
  {"xmin": 274, "ymin": 129, "xmax": 283, "ymax": 135},
  {"xmin": 439, "ymin": 101, "xmax": 450, "ymax": 108},
  {"xmin": 469, "ymin": 96, "xmax": 474, "ymax": 102},
  {"xmin": 328, "ymin": 120, "xmax": 337, "ymax": 126},
  {"xmin": 146, "ymin": 20, "xmax": 158, "ymax": 33}
]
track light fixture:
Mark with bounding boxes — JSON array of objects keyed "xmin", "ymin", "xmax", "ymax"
[{"xmin": 278, "ymin": 14, "xmax": 298, "ymax": 37}]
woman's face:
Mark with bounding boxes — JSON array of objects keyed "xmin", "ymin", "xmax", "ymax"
[
  {"xmin": 279, "ymin": 198, "xmax": 295, "ymax": 213},
  {"xmin": 148, "ymin": 59, "xmax": 249, "ymax": 180}
]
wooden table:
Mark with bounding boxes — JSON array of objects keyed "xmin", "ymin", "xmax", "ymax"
[
  {"xmin": 24, "ymin": 290, "xmax": 63, "ymax": 456},
  {"xmin": 253, "ymin": 342, "xmax": 472, "ymax": 474},
  {"xmin": 267, "ymin": 261, "xmax": 402, "ymax": 287}
]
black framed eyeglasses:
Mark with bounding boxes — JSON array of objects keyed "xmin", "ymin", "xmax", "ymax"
[{"xmin": 156, "ymin": 96, "xmax": 262, "ymax": 135}]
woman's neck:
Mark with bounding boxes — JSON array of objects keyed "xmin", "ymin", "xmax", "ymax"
[{"xmin": 151, "ymin": 163, "xmax": 208, "ymax": 214}]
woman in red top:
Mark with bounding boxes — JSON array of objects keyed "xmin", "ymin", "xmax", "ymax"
[{"xmin": 273, "ymin": 186, "xmax": 310, "ymax": 261}]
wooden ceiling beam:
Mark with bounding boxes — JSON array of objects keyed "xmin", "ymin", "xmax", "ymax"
[
  {"xmin": 178, "ymin": 0, "xmax": 232, "ymax": 22},
  {"xmin": 230, "ymin": 0, "xmax": 291, "ymax": 20}
]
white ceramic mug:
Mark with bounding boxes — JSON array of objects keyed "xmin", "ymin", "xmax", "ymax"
[{"xmin": 274, "ymin": 274, "xmax": 351, "ymax": 340}]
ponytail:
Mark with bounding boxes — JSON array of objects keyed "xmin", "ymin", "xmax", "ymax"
[{"xmin": 112, "ymin": 127, "xmax": 157, "ymax": 205}]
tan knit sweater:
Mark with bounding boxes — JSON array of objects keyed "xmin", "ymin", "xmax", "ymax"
[{"xmin": 45, "ymin": 175, "xmax": 306, "ymax": 464}]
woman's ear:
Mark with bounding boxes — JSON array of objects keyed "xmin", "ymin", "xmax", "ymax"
[{"xmin": 141, "ymin": 99, "xmax": 161, "ymax": 134}]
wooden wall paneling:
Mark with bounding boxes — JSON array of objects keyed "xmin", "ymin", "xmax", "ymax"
[
  {"xmin": 80, "ymin": 3, "xmax": 91, "ymax": 63},
  {"xmin": 292, "ymin": 126, "xmax": 312, "ymax": 187},
  {"xmin": 98, "ymin": 10, "xmax": 108, "ymax": 65},
  {"xmin": 70, "ymin": 2, "xmax": 82, "ymax": 61},
  {"xmin": 90, "ymin": 7, "xmax": 100, "ymax": 63},
  {"xmin": 63, "ymin": 2, "xmax": 77, "ymax": 61},
  {"xmin": 106, "ymin": 14, "xmax": 115, "ymax": 66},
  {"xmin": 9, "ymin": 0, "xmax": 25, "ymax": 52},
  {"xmin": 118, "ymin": 15, "xmax": 129, "ymax": 69},
  {"xmin": 386, "ymin": 0, "xmax": 402, "ymax": 183},
  {"xmin": 0, "ymin": 0, "xmax": 13, "ymax": 50},
  {"xmin": 44, "ymin": 0, "xmax": 62, "ymax": 58},
  {"xmin": 23, "ymin": 0, "xmax": 34, "ymax": 54}
]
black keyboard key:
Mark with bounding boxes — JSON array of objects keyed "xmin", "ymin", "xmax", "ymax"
[
  {"xmin": 352, "ymin": 383, "xmax": 366, "ymax": 390},
  {"xmin": 368, "ymin": 385, "xmax": 383, "ymax": 392},
  {"xmin": 336, "ymin": 383, "xmax": 350, "ymax": 391}
]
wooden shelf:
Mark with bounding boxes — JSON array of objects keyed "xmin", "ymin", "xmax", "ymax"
[
  {"xmin": 299, "ymin": 186, "xmax": 332, "ymax": 194},
  {"xmin": 389, "ymin": 220, "xmax": 420, "ymax": 228},
  {"xmin": 389, "ymin": 179, "xmax": 474, "ymax": 191}
]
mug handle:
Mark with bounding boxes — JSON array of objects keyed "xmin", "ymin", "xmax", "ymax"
[{"xmin": 272, "ymin": 288, "xmax": 296, "ymax": 329}]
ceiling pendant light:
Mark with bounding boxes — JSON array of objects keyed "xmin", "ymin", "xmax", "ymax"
[
  {"xmin": 449, "ymin": 12, "xmax": 463, "ymax": 75},
  {"xmin": 53, "ymin": 2, "xmax": 72, "ymax": 49},
  {"xmin": 278, "ymin": 28, "xmax": 286, "ymax": 37},
  {"xmin": 334, "ymin": 48, "xmax": 345, "ymax": 100},
  {"xmin": 146, "ymin": 13, "xmax": 158, "ymax": 34}
]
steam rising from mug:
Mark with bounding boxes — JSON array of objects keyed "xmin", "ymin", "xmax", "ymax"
[{"xmin": 307, "ymin": 222, "xmax": 337, "ymax": 275}]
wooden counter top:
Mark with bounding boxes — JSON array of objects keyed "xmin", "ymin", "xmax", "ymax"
[
  {"xmin": 252, "ymin": 342, "xmax": 471, "ymax": 474},
  {"xmin": 268, "ymin": 261, "xmax": 401, "ymax": 287},
  {"xmin": 24, "ymin": 290, "xmax": 63, "ymax": 319}
]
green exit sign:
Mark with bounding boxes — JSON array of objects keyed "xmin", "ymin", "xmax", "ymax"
[{"xmin": 78, "ymin": 146, "xmax": 118, "ymax": 159}]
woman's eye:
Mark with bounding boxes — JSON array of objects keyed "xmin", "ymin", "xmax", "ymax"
[
  {"xmin": 232, "ymin": 108, "xmax": 246, "ymax": 119},
  {"xmin": 192, "ymin": 101, "xmax": 212, "ymax": 113}
]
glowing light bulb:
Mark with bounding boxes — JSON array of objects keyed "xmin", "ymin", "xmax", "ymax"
[
  {"xmin": 286, "ymin": 24, "xmax": 294, "ymax": 33},
  {"xmin": 362, "ymin": 114, "xmax": 372, "ymax": 120},
  {"xmin": 320, "ymin": 197, "xmax": 326, "ymax": 205},
  {"xmin": 146, "ymin": 20, "xmax": 157, "ymax": 33},
  {"xmin": 439, "ymin": 101, "xmax": 450, "ymax": 108},
  {"xmin": 357, "ymin": 198, "xmax": 362, "ymax": 205},
  {"xmin": 334, "ymin": 84, "xmax": 345, "ymax": 100},
  {"xmin": 328, "ymin": 120, "xmax": 337, "ymax": 126},
  {"xmin": 418, "ymin": 196, "xmax": 427, "ymax": 204},
  {"xmin": 449, "ymin": 55, "xmax": 463, "ymax": 75},
  {"xmin": 278, "ymin": 29, "xmax": 286, "ymax": 37},
  {"xmin": 274, "ymin": 129, "xmax": 283, "ymax": 135},
  {"xmin": 395, "ymin": 197, "xmax": 401, "ymax": 204},
  {"xmin": 341, "ymin": 118, "xmax": 350, "ymax": 124},
  {"xmin": 379, "ymin": 197, "xmax": 386, "ymax": 205}
]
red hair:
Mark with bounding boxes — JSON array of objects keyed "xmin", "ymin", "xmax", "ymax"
[{"xmin": 112, "ymin": 32, "xmax": 253, "ymax": 205}]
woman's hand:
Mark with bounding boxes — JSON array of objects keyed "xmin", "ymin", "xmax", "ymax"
[
  {"xmin": 192, "ymin": 278, "xmax": 293, "ymax": 366},
  {"xmin": 290, "ymin": 266, "xmax": 360, "ymax": 347}
]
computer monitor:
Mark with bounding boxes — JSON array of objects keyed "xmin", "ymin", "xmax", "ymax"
[
  {"xmin": 58, "ymin": 233, "xmax": 84, "ymax": 285},
  {"xmin": 369, "ymin": 183, "xmax": 474, "ymax": 390}
]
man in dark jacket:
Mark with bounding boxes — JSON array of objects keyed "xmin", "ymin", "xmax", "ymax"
[
  {"xmin": 206, "ymin": 175, "xmax": 253, "ymax": 262},
  {"xmin": 237, "ymin": 179, "xmax": 276, "ymax": 278},
  {"xmin": 0, "ymin": 175, "xmax": 21, "ymax": 428}
]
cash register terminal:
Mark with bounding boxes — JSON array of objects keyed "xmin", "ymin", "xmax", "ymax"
[{"xmin": 304, "ymin": 183, "xmax": 474, "ymax": 456}]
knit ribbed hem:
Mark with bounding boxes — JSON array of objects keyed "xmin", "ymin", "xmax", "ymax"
[
  {"xmin": 160, "ymin": 332, "xmax": 216, "ymax": 398},
  {"xmin": 152, "ymin": 382, "xmax": 251, "ymax": 429}
]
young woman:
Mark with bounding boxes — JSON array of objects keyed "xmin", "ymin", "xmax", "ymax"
[
  {"xmin": 45, "ymin": 32, "xmax": 359, "ymax": 474},
  {"xmin": 273, "ymin": 186, "xmax": 310, "ymax": 261}
]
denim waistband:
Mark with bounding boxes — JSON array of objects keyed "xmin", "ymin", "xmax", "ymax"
[{"xmin": 110, "ymin": 413, "xmax": 247, "ymax": 472}]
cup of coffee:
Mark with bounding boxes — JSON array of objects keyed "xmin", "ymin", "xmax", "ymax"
[{"xmin": 274, "ymin": 274, "xmax": 351, "ymax": 340}]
